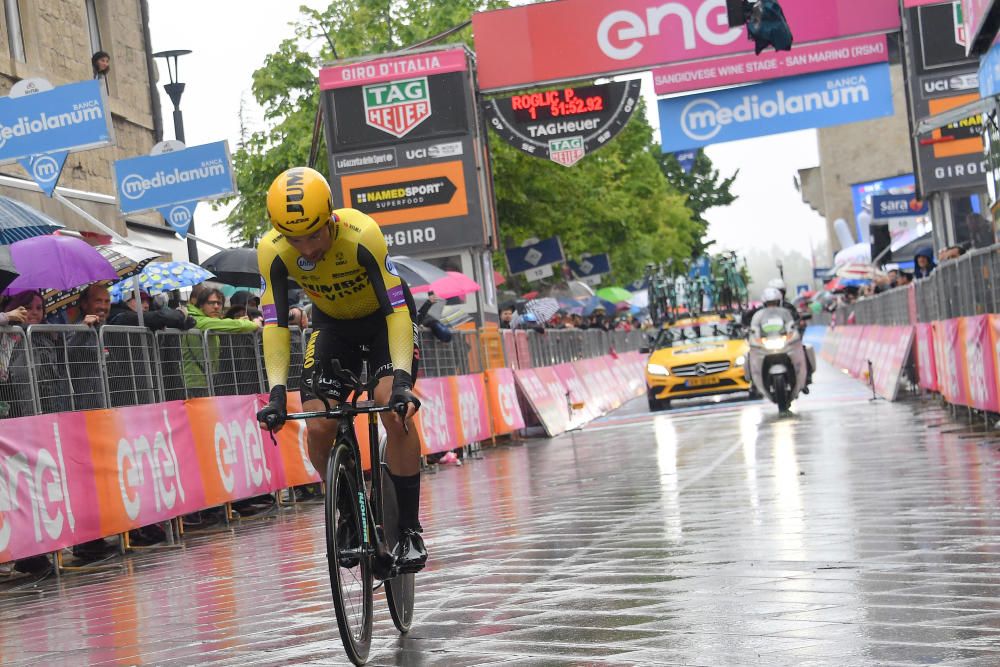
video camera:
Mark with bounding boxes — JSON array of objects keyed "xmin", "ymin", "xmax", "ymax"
[{"xmin": 726, "ymin": 0, "xmax": 793, "ymax": 54}]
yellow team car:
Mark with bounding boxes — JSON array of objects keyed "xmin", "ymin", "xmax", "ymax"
[{"xmin": 643, "ymin": 315, "xmax": 752, "ymax": 411}]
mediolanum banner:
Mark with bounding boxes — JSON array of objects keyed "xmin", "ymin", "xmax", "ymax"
[
  {"xmin": 657, "ymin": 62, "xmax": 894, "ymax": 152},
  {"xmin": 472, "ymin": 0, "xmax": 902, "ymax": 92}
]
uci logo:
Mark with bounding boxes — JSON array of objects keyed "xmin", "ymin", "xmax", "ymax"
[{"xmin": 297, "ymin": 256, "xmax": 316, "ymax": 271}]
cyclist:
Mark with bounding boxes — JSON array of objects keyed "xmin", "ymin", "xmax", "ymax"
[{"xmin": 255, "ymin": 166, "xmax": 427, "ymax": 573}]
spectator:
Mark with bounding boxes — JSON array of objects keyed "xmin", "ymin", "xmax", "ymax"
[
  {"xmin": 590, "ymin": 306, "xmax": 612, "ymax": 331},
  {"xmin": 182, "ymin": 285, "xmax": 260, "ymax": 396},
  {"xmin": 416, "ymin": 292, "xmax": 452, "ymax": 343},
  {"xmin": 499, "ymin": 302, "xmax": 515, "ymax": 329},
  {"xmin": 897, "ymin": 271, "xmax": 914, "ymax": 286},
  {"xmin": 938, "ymin": 245, "xmax": 965, "ymax": 262},
  {"xmin": 109, "ymin": 289, "xmax": 195, "ymax": 330},
  {"xmin": 289, "ymin": 304, "xmax": 309, "ymax": 330},
  {"xmin": 230, "ymin": 290, "xmax": 260, "ymax": 310},
  {"xmin": 0, "ymin": 300, "xmax": 27, "ymax": 327},
  {"xmin": 0, "ymin": 291, "xmax": 71, "ymax": 418},
  {"xmin": 91, "ymin": 50, "xmax": 110, "ymax": 78},
  {"xmin": 223, "ymin": 304, "xmax": 247, "ymax": 320},
  {"xmin": 913, "ymin": 247, "xmax": 936, "ymax": 279},
  {"xmin": 67, "ymin": 284, "xmax": 111, "ymax": 410}
]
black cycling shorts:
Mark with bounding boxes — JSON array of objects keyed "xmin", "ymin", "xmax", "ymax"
[{"xmin": 301, "ymin": 284, "xmax": 419, "ymax": 402}]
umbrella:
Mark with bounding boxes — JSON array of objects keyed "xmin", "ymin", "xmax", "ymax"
[
  {"xmin": 0, "ymin": 246, "xmax": 17, "ymax": 292},
  {"xmin": 3, "ymin": 235, "xmax": 117, "ymax": 293},
  {"xmin": 109, "ymin": 261, "xmax": 214, "ymax": 301},
  {"xmin": 525, "ymin": 297, "xmax": 560, "ymax": 323},
  {"xmin": 0, "ymin": 196, "xmax": 65, "ymax": 244},
  {"xmin": 391, "ymin": 255, "xmax": 449, "ymax": 289},
  {"xmin": 410, "ymin": 271, "xmax": 481, "ymax": 299},
  {"xmin": 834, "ymin": 262, "xmax": 883, "ymax": 281},
  {"xmin": 567, "ymin": 280, "xmax": 595, "ymax": 298},
  {"xmin": 596, "ymin": 286, "xmax": 633, "ymax": 303},
  {"xmin": 578, "ymin": 295, "xmax": 616, "ymax": 315},
  {"xmin": 201, "ymin": 248, "xmax": 261, "ymax": 288},
  {"xmin": 42, "ymin": 243, "xmax": 160, "ymax": 312},
  {"xmin": 493, "ymin": 271, "xmax": 506, "ymax": 287},
  {"xmin": 629, "ymin": 290, "xmax": 649, "ymax": 308}
]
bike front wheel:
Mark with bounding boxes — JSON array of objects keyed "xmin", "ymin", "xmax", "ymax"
[
  {"xmin": 380, "ymin": 462, "xmax": 415, "ymax": 633},
  {"xmin": 325, "ymin": 442, "xmax": 373, "ymax": 665}
]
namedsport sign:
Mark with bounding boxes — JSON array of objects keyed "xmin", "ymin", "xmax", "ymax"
[{"xmin": 657, "ymin": 62, "xmax": 894, "ymax": 152}]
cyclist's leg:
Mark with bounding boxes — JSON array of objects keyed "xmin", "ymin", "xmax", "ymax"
[{"xmin": 300, "ymin": 325, "xmax": 362, "ymax": 474}]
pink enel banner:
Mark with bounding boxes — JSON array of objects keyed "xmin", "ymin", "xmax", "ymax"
[
  {"xmin": 472, "ymin": 0, "xmax": 902, "ymax": 91},
  {"xmin": 552, "ymin": 362, "xmax": 596, "ymax": 427},
  {"xmin": 451, "ymin": 374, "xmax": 492, "ymax": 447},
  {"xmin": 514, "ymin": 368, "xmax": 569, "ymax": 437},
  {"xmin": 414, "ymin": 377, "xmax": 460, "ymax": 456},
  {"xmin": 963, "ymin": 316, "xmax": 998, "ymax": 412},
  {"xmin": 873, "ymin": 327, "xmax": 914, "ymax": 402},
  {"xmin": 319, "ymin": 48, "xmax": 467, "ymax": 90},
  {"xmin": 653, "ymin": 34, "xmax": 888, "ymax": 95},
  {"xmin": 937, "ymin": 319, "xmax": 970, "ymax": 407},
  {"xmin": 914, "ymin": 323, "xmax": 938, "ymax": 392},
  {"xmin": 483, "ymin": 367, "xmax": 525, "ymax": 436}
]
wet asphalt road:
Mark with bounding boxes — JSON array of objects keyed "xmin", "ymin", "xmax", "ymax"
[{"xmin": 4, "ymin": 362, "xmax": 1000, "ymax": 666}]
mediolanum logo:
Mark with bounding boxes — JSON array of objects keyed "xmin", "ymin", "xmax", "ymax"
[
  {"xmin": 120, "ymin": 161, "xmax": 227, "ymax": 200},
  {"xmin": 680, "ymin": 76, "xmax": 873, "ymax": 141},
  {"xmin": 596, "ymin": 0, "xmax": 742, "ymax": 61},
  {"xmin": 364, "ymin": 77, "xmax": 431, "ymax": 138}
]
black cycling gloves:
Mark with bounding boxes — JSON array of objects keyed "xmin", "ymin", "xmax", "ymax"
[
  {"xmin": 390, "ymin": 370, "xmax": 421, "ymax": 415},
  {"xmin": 257, "ymin": 384, "xmax": 288, "ymax": 431}
]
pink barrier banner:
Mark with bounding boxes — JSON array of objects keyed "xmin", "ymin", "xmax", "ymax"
[
  {"xmin": 484, "ymin": 368, "xmax": 524, "ymax": 436},
  {"xmin": 473, "ymin": 0, "xmax": 902, "ymax": 92},
  {"xmin": 963, "ymin": 316, "xmax": 998, "ymax": 412},
  {"xmin": 653, "ymin": 34, "xmax": 888, "ymax": 95},
  {"xmin": 873, "ymin": 326, "xmax": 914, "ymax": 402},
  {"xmin": 273, "ymin": 391, "xmax": 322, "ymax": 488},
  {"xmin": 451, "ymin": 374, "xmax": 492, "ymax": 446},
  {"xmin": 514, "ymin": 368, "xmax": 569, "ymax": 437},
  {"xmin": 914, "ymin": 323, "xmax": 938, "ymax": 392},
  {"xmin": 414, "ymin": 377, "xmax": 460, "ymax": 455},
  {"xmin": 553, "ymin": 362, "xmax": 596, "ymax": 428},
  {"xmin": 937, "ymin": 319, "xmax": 970, "ymax": 407}
]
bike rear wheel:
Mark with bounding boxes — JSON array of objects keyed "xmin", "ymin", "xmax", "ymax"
[
  {"xmin": 380, "ymin": 463, "xmax": 415, "ymax": 632},
  {"xmin": 325, "ymin": 442, "xmax": 373, "ymax": 665}
]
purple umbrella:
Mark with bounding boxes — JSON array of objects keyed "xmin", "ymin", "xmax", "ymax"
[{"xmin": 3, "ymin": 235, "xmax": 118, "ymax": 293}]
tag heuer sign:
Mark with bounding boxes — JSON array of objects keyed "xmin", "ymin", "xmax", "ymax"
[
  {"xmin": 549, "ymin": 137, "xmax": 585, "ymax": 167},
  {"xmin": 364, "ymin": 77, "xmax": 431, "ymax": 138},
  {"xmin": 484, "ymin": 80, "xmax": 642, "ymax": 167}
]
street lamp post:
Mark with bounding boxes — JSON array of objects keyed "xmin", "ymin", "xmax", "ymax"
[{"xmin": 153, "ymin": 49, "xmax": 198, "ymax": 263}]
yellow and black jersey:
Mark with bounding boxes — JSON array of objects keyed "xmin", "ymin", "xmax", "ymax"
[{"xmin": 257, "ymin": 208, "xmax": 413, "ymax": 388}]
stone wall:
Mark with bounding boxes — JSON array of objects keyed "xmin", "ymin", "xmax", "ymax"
[{"xmin": 0, "ymin": 0, "xmax": 158, "ymax": 235}]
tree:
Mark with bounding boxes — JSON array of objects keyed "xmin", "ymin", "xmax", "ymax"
[
  {"xmin": 656, "ymin": 148, "xmax": 739, "ymax": 257},
  {"xmin": 219, "ymin": 0, "xmax": 504, "ymax": 244},
  {"xmin": 491, "ymin": 97, "xmax": 700, "ymax": 286}
]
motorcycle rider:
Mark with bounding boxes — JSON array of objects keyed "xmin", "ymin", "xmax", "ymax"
[{"xmin": 746, "ymin": 283, "xmax": 814, "ymax": 393}]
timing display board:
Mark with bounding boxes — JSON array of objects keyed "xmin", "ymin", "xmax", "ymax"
[
  {"xmin": 483, "ymin": 80, "xmax": 642, "ymax": 167},
  {"xmin": 319, "ymin": 46, "xmax": 496, "ymax": 254}
]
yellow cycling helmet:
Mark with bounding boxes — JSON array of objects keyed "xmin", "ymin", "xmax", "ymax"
[{"xmin": 266, "ymin": 167, "xmax": 334, "ymax": 237}]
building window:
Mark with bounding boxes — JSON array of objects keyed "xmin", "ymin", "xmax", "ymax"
[
  {"xmin": 85, "ymin": 0, "xmax": 101, "ymax": 53},
  {"xmin": 4, "ymin": 0, "xmax": 24, "ymax": 63}
]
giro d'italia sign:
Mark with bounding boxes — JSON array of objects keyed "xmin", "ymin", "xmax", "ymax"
[
  {"xmin": 484, "ymin": 79, "xmax": 642, "ymax": 167},
  {"xmin": 319, "ymin": 46, "xmax": 497, "ymax": 254},
  {"xmin": 657, "ymin": 62, "xmax": 895, "ymax": 151}
]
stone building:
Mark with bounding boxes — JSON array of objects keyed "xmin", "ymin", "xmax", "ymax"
[
  {"xmin": 0, "ymin": 0, "xmax": 186, "ymax": 258},
  {"xmin": 797, "ymin": 63, "xmax": 915, "ymax": 260}
]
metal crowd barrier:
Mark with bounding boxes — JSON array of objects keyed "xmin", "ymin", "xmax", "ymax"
[
  {"xmin": 0, "ymin": 321, "xmax": 648, "ymax": 420},
  {"xmin": 833, "ymin": 244, "xmax": 1000, "ymax": 326}
]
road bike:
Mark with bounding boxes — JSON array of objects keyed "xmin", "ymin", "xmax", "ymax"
[{"xmin": 280, "ymin": 361, "xmax": 416, "ymax": 665}]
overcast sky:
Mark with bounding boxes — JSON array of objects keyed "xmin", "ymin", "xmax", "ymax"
[{"xmin": 146, "ymin": 1, "xmax": 828, "ymax": 288}]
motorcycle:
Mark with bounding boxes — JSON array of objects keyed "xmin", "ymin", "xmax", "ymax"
[{"xmin": 746, "ymin": 307, "xmax": 811, "ymax": 413}]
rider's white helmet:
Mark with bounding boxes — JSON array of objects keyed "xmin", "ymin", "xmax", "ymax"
[
  {"xmin": 767, "ymin": 278, "xmax": 786, "ymax": 292},
  {"xmin": 761, "ymin": 287, "xmax": 782, "ymax": 305}
]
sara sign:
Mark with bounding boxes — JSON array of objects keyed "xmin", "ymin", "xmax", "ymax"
[
  {"xmin": 484, "ymin": 80, "xmax": 642, "ymax": 167},
  {"xmin": 657, "ymin": 62, "xmax": 894, "ymax": 152},
  {"xmin": 113, "ymin": 141, "xmax": 236, "ymax": 215},
  {"xmin": 0, "ymin": 79, "xmax": 112, "ymax": 164},
  {"xmin": 653, "ymin": 34, "xmax": 888, "ymax": 95},
  {"xmin": 472, "ymin": 0, "xmax": 902, "ymax": 92},
  {"xmin": 872, "ymin": 193, "xmax": 929, "ymax": 219}
]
